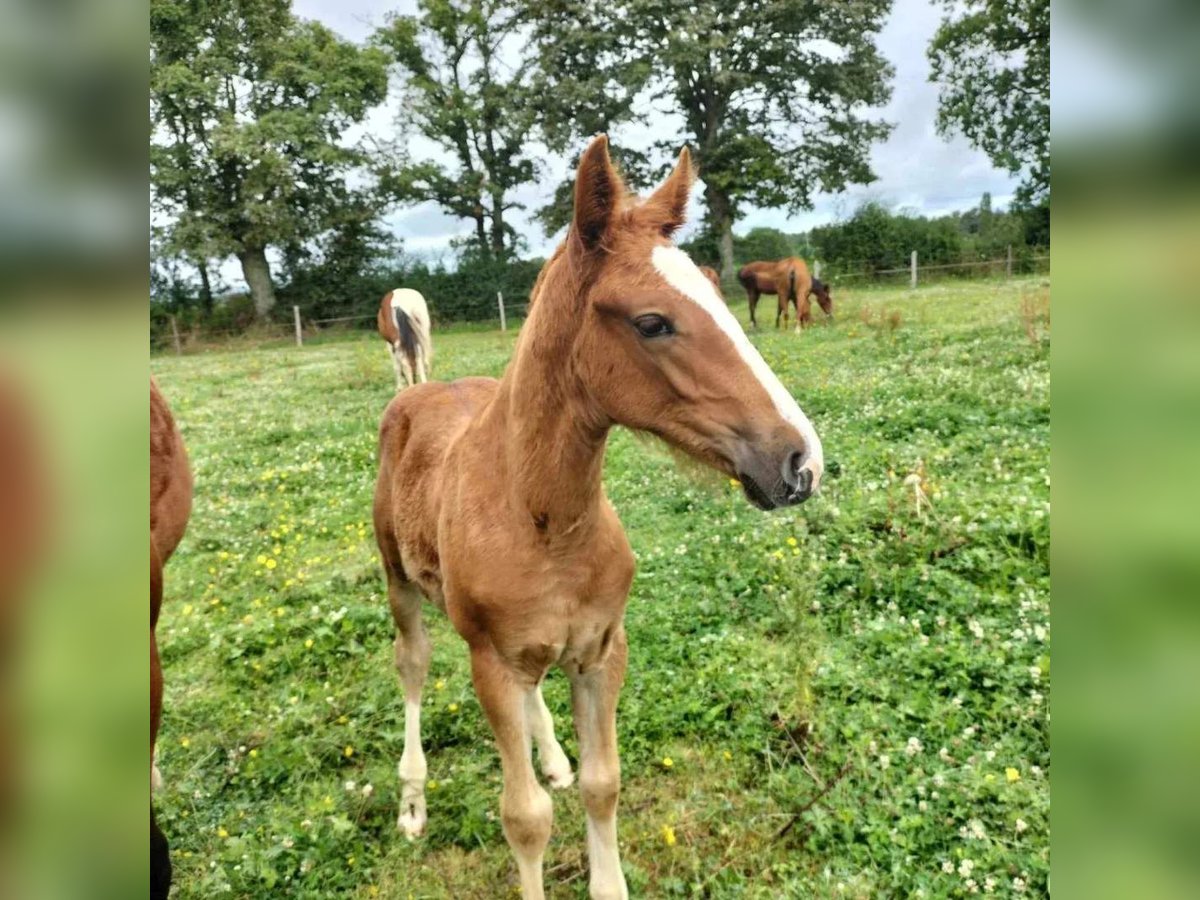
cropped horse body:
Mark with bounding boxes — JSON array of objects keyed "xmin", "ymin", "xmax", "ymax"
[
  {"xmin": 150, "ymin": 379, "xmax": 193, "ymax": 900},
  {"xmin": 738, "ymin": 258, "xmax": 833, "ymax": 329},
  {"xmin": 374, "ymin": 137, "xmax": 824, "ymax": 900},
  {"xmin": 377, "ymin": 288, "xmax": 434, "ymax": 390},
  {"xmin": 697, "ymin": 265, "xmax": 723, "ymax": 297}
]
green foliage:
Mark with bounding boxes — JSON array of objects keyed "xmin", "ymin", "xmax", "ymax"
[
  {"xmin": 530, "ymin": 0, "xmax": 894, "ymax": 273},
  {"xmin": 928, "ymin": 0, "xmax": 1050, "ymax": 205},
  {"xmin": 152, "ymin": 277, "xmax": 1049, "ymax": 897},
  {"xmin": 680, "ymin": 226, "xmax": 809, "ymax": 269},
  {"xmin": 374, "ymin": 0, "xmax": 541, "ymax": 259},
  {"xmin": 150, "ymin": 0, "xmax": 390, "ymax": 314}
]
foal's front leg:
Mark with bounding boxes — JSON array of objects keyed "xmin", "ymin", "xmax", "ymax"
[
  {"xmin": 472, "ymin": 647, "xmax": 554, "ymax": 900},
  {"xmin": 570, "ymin": 631, "xmax": 629, "ymax": 900}
]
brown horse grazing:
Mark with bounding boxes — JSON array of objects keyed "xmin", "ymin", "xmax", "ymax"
[
  {"xmin": 737, "ymin": 258, "xmax": 833, "ymax": 329},
  {"xmin": 150, "ymin": 380, "xmax": 193, "ymax": 900},
  {"xmin": 373, "ymin": 136, "xmax": 823, "ymax": 900},
  {"xmin": 377, "ymin": 289, "xmax": 434, "ymax": 390},
  {"xmin": 697, "ymin": 265, "xmax": 723, "ymax": 297}
]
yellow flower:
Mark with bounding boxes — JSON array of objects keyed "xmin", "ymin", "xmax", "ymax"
[
  {"xmin": 182, "ymin": 604, "xmax": 194, "ymax": 616},
  {"xmin": 305, "ymin": 638, "xmax": 314, "ymax": 649},
  {"xmin": 256, "ymin": 554, "xmax": 268, "ymax": 565},
  {"xmin": 428, "ymin": 780, "xmax": 439, "ymax": 791},
  {"xmin": 180, "ymin": 737, "xmax": 190, "ymax": 748},
  {"xmin": 1005, "ymin": 767, "xmax": 1021, "ymax": 783},
  {"xmin": 344, "ymin": 745, "xmax": 354, "ymax": 758},
  {"xmin": 661, "ymin": 824, "xmax": 676, "ymax": 847},
  {"xmin": 786, "ymin": 537, "xmax": 798, "ymax": 547},
  {"xmin": 289, "ymin": 696, "xmax": 299, "ymax": 705},
  {"xmin": 772, "ymin": 550, "xmax": 784, "ymax": 560},
  {"xmin": 448, "ymin": 703, "xmax": 459, "ymax": 713},
  {"xmin": 435, "ymin": 679, "xmax": 446, "ymax": 691},
  {"xmin": 729, "ymin": 478, "xmax": 740, "ymax": 487},
  {"xmin": 217, "ymin": 826, "xmax": 229, "ymax": 839},
  {"xmin": 249, "ymin": 748, "xmax": 259, "ymax": 758},
  {"xmin": 722, "ymin": 750, "xmax": 732, "ymax": 762},
  {"xmin": 337, "ymin": 715, "xmax": 349, "ymax": 725},
  {"xmin": 265, "ymin": 558, "xmax": 277, "ymax": 570},
  {"xmin": 661, "ymin": 756, "xmax": 674, "ymax": 769}
]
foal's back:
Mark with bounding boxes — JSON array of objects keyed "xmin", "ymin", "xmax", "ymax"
[{"xmin": 373, "ymin": 377, "xmax": 498, "ymax": 597}]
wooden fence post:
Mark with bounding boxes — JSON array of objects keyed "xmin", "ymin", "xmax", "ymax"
[
  {"xmin": 497, "ymin": 291, "xmax": 507, "ymax": 332},
  {"xmin": 293, "ymin": 305, "xmax": 303, "ymax": 347},
  {"xmin": 1006, "ymin": 244, "xmax": 1013, "ymax": 279},
  {"xmin": 910, "ymin": 251, "xmax": 918, "ymax": 289},
  {"xmin": 170, "ymin": 315, "xmax": 182, "ymax": 355}
]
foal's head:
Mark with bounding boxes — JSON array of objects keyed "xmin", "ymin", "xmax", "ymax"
[
  {"xmin": 561, "ymin": 136, "xmax": 824, "ymax": 508},
  {"xmin": 811, "ymin": 278, "xmax": 833, "ymax": 318}
]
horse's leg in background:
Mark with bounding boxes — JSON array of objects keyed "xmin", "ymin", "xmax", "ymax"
[
  {"xmin": 473, "ymin": 647, "xmax": 553, "ymax": 900},
  {"xmin": 776, "ymin": 293, "xmax": 786, "ymax": 329},
  {"xmin": 390, "ymin": 344, "xmax": 405, "ymax": 391},
  {"xmin": 526, "ymin": 684, "xmax": 574, "ymax": 789},
  {"xmin": 797, "ymin": 296, "xmax": 813, "ymax": 332},
  {"xmin": 570, "ymin": 630, "xmax": 629, "ymax": 900},
  {"xmin": 746, "ymin": 287, "xmax": 759, "ymax": 328},
  {"xmin": 415, "ymin": 348, "xmax": 427, "ymax": 384},
  {"xmin": 388, "ymin": 574, "xmax": 432, "ymax": 837}
]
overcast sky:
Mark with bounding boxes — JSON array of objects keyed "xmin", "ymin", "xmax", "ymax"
[{"xmin": 286, "ymin": 0, "xmax": 1022, "ymax": 265}]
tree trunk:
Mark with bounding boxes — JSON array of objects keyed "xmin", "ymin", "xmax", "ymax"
[
  {"xmin": 706, "ymin": 184, "xmax": 736, "ymax": 280},
  {"xmin": 473, "ymin": 205, "xmax": 489, "ymax": 258},
  {"xmin": 490, "ymin": 197, "xmax": 506, "ymax": 259},
  {"xmin": 197, "ymin": 262, "xmax": 213, "ymax": 315},
  {"xmin": 238, "ymin": 246, "xmax": 277, "ymax": 318}
]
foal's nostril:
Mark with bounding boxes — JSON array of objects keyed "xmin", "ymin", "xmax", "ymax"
[{"xmin": 782, "ymin": 450, "xmax": 807, "ymax": 488}]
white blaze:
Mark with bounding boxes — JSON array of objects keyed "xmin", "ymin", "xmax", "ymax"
[{"xmin": 650, "ymin": 245, "xmax": 824, "ymax": 487}]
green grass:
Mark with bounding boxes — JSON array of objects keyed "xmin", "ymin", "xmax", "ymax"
[{"xmin": 152, "ymin": 277, "xmax": 1050, "ymax": 898}]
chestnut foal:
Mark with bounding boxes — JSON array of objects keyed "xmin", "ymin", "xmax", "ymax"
[
  {"xmin": 150, "ymin": 379, "xmax": 193, "ymax": 899},
  {"xmin": 373, "ymin": 136, "xmax": 823, "ymax": 900}
]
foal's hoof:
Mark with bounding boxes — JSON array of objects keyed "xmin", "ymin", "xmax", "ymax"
[
  {"xmin": 397, "ymin": 804, "xmax": 427, "ymax": 840},
  {"xmin": 542, "ymin": 758, "xmax": 575, "ymax": 790}
]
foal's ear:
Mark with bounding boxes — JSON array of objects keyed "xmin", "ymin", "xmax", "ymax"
[
  {"xmin": 642, "ymin": 145, "xmax": 696, "ymax": 237},
  {"xmin": 573, "ymin": 135, "xmax": 623, "ymax": 252}
]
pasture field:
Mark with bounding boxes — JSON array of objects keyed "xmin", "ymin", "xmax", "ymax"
[{"xmin": 152, "ymin": 277, "xmax": 1050, "ymax": 899}]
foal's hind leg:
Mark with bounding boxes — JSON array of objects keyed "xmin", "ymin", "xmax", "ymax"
[
  {"xmin": 388, "ymin": 577, "xmax": 431, "ymax": 837},
  {"xmin": 526, "ymin": 684, "xmax": 573, "ymax": 789}
]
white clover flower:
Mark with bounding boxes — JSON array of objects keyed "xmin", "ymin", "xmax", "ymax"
[
  {"xmin": 1015, "ymin": 818, "xmax": 1028, "ymax": 833},
  {"xmin": 905, "ymin": 736, "xmax": 923, "ymax": 757},
  {"xmin": 878, "ymin": 754, "xmax": 891, "ymax": 770},
  {"xmin": 968, "ymin": 619, "xmax": 984, "ymax": 639},
  {"xmin": 343, "ymin": 780, "xmax": 356, "ymax": 792},
  {"xmin": 362, "ymin": 783, "xmax": 374, "ymax": 798},
  {"xmin": 958, "ymin": 858, "xmax": 975, "ymax": 878},
  {"xmin": 942, "ymin": 861, "xmax": 955, "ymax": 874},
  {"xmin": 1013, "ymin": 877, "xmax": 1027, "ymax": 892}
]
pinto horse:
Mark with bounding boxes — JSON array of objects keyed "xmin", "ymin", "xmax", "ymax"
[
  {"xmin": 737, "ymin": 258, "xmax": 833, "ymax": 329},
  {"xmin": 150, "ymin": 379, "xmax": 193, "ymax": 900},
  {"xmin": 377, "ymin": 289, "xmax": 434, "ymax": 390},
  {"xmin": 373, "ymin": 136, "xmax": 823, "ymax": 900}
]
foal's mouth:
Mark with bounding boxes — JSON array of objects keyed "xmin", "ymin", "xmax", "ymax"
[{"xmin": 737, "ymin": 466, "xmax": 816, "ymax": 511}]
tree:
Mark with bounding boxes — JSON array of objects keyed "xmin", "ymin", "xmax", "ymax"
[
  {"xmin": 529, "ymin": 0, "xmax": 894, "ymax": 279},
  {"xmin": 928, "ymin": 0, "xmax": 1050, "ymax": 206},
  {"xmin": 375, "ymin": 0, "xmax": 543, "ymax": 260},
  {"xmin": 151, "ymin": 0, "xmax": 389, "ymax": 316}
]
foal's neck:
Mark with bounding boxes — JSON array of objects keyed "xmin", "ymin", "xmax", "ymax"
[{"xmin": 486, "ymin": 278, "xmax": 609, "ymax": 538}]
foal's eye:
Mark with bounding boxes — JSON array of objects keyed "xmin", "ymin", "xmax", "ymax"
[{"xmin": 632, "ymin": 314, "xmax": 674, "ymax": 338}]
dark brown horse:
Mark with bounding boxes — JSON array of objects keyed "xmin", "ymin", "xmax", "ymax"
[
  {"xmin": 737, "ymin": 258, "xmax": 833, "ymax": 329},
  {"xmin": 151, "ymin": 380, "xmax": 193, "ymax": 900}
]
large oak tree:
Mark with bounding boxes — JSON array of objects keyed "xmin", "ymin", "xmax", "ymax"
[
  {"xmin": 151, "ymin": 0, "xmax": 388, "ymax": 316},
  {"xmin": 528, "ymin": 0, "xmax": 895, "ymax": 278},
  {"xmin": 928, "ymin": 0, "xmax": 1050, "ymax": 206}
]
